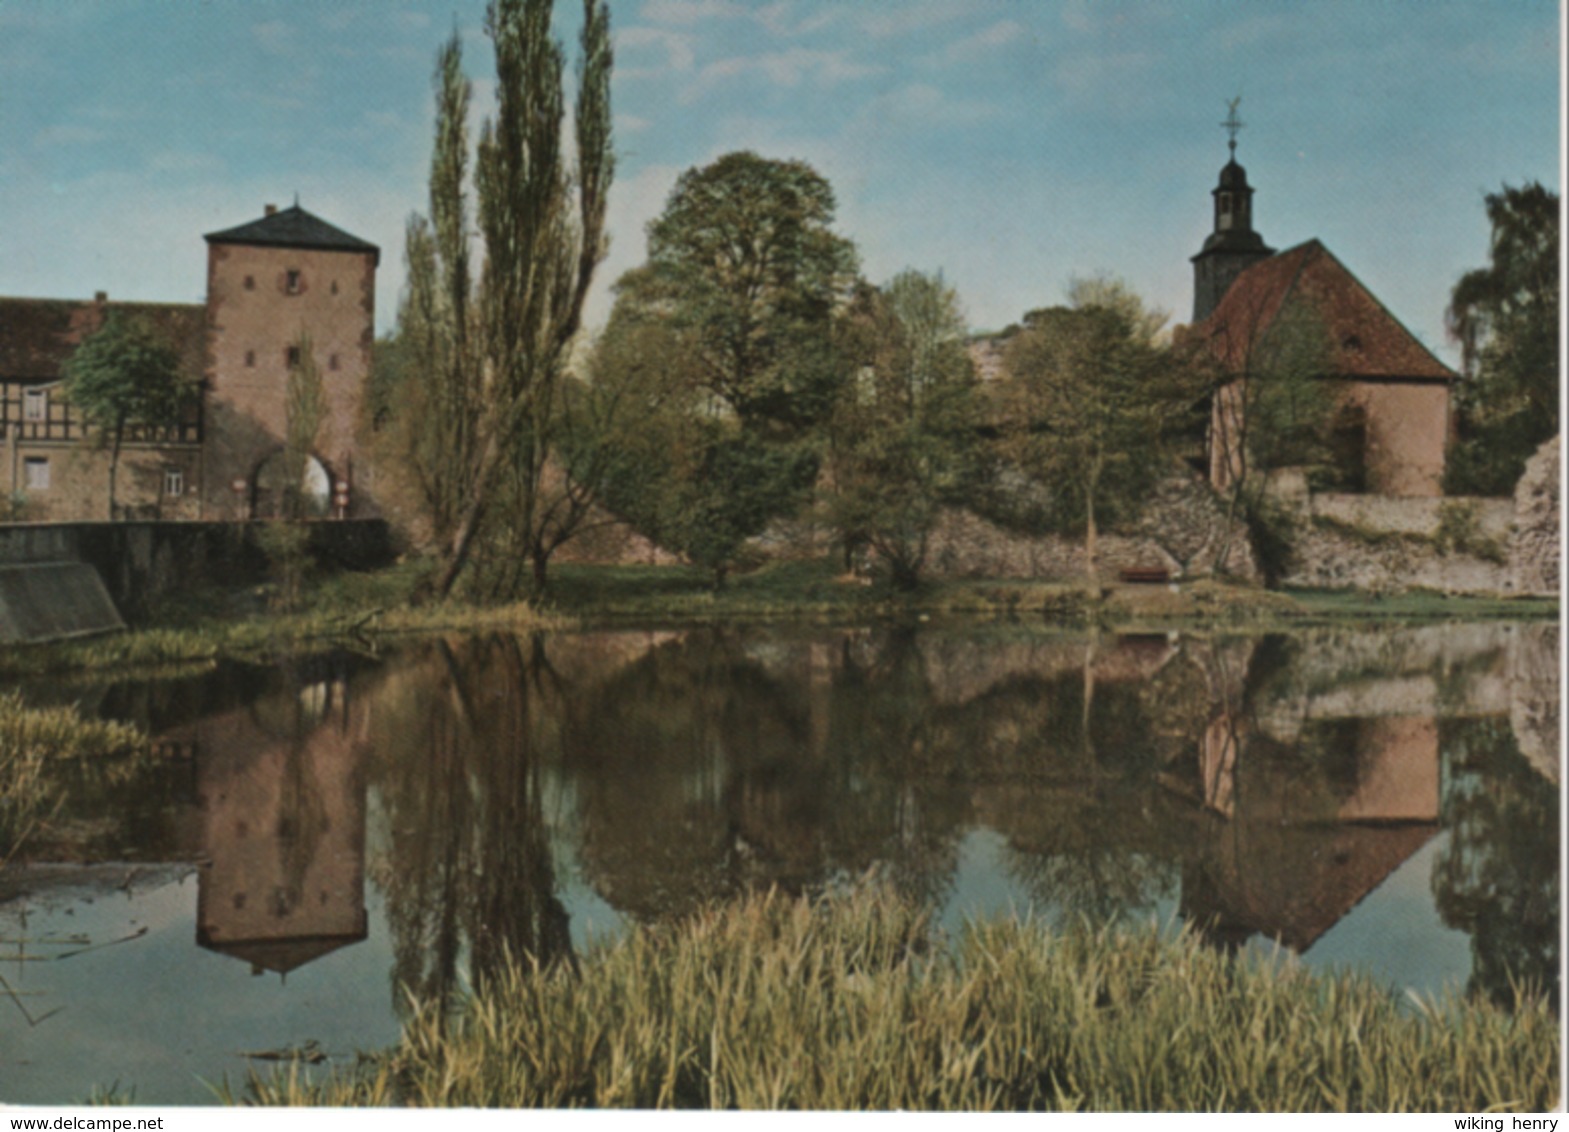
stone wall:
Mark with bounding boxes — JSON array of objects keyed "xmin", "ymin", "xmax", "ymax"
[
  {"xmin": 1509, "ymin": 436, "xmax": 1559, "ymax": 597},
  {"xmin": 0, "ymin": 519, "xmax": 393, "ymax": 625},
  {"xmin": 920, "ymin": 470, "xmax": 1259, "ymax": 584},
  {"xmin": 1269, "ymin": 445, "xmax": 1560, "ymax": 596}
]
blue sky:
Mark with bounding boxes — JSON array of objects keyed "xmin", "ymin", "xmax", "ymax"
[{"xmin": 1, "ymin": 0, "xmax": 1560, "ymax": 364}]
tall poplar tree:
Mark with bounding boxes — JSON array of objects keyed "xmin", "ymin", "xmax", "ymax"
[{"xmin": 401, "ymin": 0, "xmax": 612, "ymax": 598}]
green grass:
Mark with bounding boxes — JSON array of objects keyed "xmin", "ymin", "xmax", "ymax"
[
  {"xmin": 0, "ymin": 557, "xmax": 564, "ymax": 678},
  {"xmin": 0, "ymin": 690, "xmax": 148, "ymax": 861},
  {"xmin": 4, "ymin": 554, "xmax": 1554, "ymax": 680},
  {"xmin": 219, "ymin": 886, "xmax": 1559, "ymax": 1112}
]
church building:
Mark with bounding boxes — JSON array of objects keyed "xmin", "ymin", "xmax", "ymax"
[
  {"xmin": 1189, "ymin": 112, "xmax": 1454, "ymax": 497},
  {"xmin": 0, "ymin": 203, "xmax": 378, "ymax": 522}
]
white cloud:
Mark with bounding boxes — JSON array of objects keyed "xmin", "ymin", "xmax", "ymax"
[
  {"xmin": 857, "ymin": 1, "xmax": 972, "ymax": 39},
  {"xmin": 250, "ymin": 20, "xmax": 299, "ymax": 57},
  {"xmin": 931, "ymin": 19, "xmax": 1031, "ymax": 65},
  {"xmin": 640, "ymin": 0, "xmax": 747, "ymax": 27},
  {"xmin": 32, "ymin": 123, "xmax": 111, "ymax": 148},
  {"xmin": 583, "ymin": 162, "xmax": 684, "ymax": 328},
  {"xmin": 683, "ymin": 47, "xmax": 884, "ymax": 103},
  {"xmin": 616, "ymin": 26, "xmax": 697, "ymax": 80}
]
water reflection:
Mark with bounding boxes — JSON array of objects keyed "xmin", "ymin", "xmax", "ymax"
[{"xmin": 8, "ymin": 621, "xmax": 1560, "ymax": 1020}]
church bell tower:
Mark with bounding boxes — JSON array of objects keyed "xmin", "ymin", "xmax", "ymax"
[{"xmin": 1191, "ymin": 98, "xmax": 1274, "ymax": 322}]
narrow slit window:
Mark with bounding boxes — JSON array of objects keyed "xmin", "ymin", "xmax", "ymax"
[
  {"xmin": 245, "ymin": 349, "xmax": 256, "ymax": 367},
  {"xmin": 286, "ymin": 270, "xmax": 302, "ymax": 294},
  {"xmin": 286, "ymin": 346, "xmax": 302, "ymax": 368},
  {"xmin": 244, "ymin": 275, "xmax": 256, "ymax": 291}
]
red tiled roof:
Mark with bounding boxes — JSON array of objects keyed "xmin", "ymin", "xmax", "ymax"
[
  {"xmin": 0, "ymin": 297, "xmax": 207, "ymax": 384},
  {"xmin": 1195, "ymin": 240, "xmax": 1454, "ymax": 382}
]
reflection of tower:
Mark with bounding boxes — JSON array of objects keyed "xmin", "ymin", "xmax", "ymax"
[{"xmin": 193, "ymin": 677, "xmax": 368, "ymax": 977}]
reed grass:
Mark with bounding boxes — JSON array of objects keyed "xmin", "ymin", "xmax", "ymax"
[
  {"xmin": 0, "ymin": 690, "xmax": 147, "ymax": 860},
  {"xmin": 222, "ymin": 885, "xmax": 1560, "ymax": 1112}
]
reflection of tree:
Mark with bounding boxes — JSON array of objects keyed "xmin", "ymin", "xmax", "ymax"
[
  {"xmin": 370, "ymin": 635, "xmax": 572, "ymax": 1014},
  {"xmin": 1433, "ymin": 718, "xmax": 1560, "ymax": 1010}
]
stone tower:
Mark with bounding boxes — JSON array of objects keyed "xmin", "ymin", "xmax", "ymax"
[
  {"xmin": 202, "ymin": 204, "xmax": 379, "ymax": 519},
  {"xmin": 1191, "ymin": 102, "xmax": 1274, "ymax": 323}
]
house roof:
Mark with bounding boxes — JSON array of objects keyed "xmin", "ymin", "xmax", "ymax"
[
  {"xmin": 204, "ymin": 204, "xmax": 380, "ymax": 265},
  {"xmin": 0, "ymin": 296, "xmax": 207, "ymax": 384},
  {"xmin": 1195, "ymin": 240, "xmax": 1454, "ymax": 382}
]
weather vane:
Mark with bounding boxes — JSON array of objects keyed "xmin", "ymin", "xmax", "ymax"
[{"xmin": 1222, "ymin": 96, "xmax": 1244, "ymax": 158}]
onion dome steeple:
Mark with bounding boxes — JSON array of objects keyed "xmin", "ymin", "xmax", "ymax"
[{"xmin": 1191, "ymin": 97, "xmax": 1275, "ymax": 322}]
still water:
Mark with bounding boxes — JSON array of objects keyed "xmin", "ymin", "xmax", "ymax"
[{"xmin": 0, "ymin": 620, "xmax": 1559, "ymax": 1105}]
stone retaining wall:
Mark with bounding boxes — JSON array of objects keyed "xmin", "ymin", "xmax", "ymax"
[{"xmin": 0, "ymin": 519, "xmax": 394, "ymax": 625}]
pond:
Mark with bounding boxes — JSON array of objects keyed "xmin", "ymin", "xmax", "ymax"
[{"xmin": 0, "ymin": 619, "xmax": 1559, "ymax": 1105}]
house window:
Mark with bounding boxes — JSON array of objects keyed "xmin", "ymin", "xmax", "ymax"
[
  {"xmin": 164, "ymin": 466, "xmax": 184, "ymax": 498},
  {"xmin": 23, "ymin": 389, "xmax": 47, "ymax": 421},
  {"xmin": 23, "ymin": 457, "xmax": 49, "ymax": 491},
  {"xmin": 286, "ymin": 270, "xmax": 302, "ymax": 294},
  {"xmin": 245, "ymin": 349, "xmax": 256, "ymax": 367},
  {"xmin": 286, "ymin": 346, "xmax": 301, "ymax": 368},
  {"xmin": 244, "ymin": 275, "xmax": 256, "ymax": 291}
]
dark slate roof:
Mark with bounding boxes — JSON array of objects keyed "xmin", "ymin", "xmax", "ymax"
[
  {"xmin": 204, "ymin": 204, "xmax": 380, "ymax": 265},
  {"xmin": 1196, "ymin": 240, "xmax": 1454, "ymax": 382},
  {"xmin": 0, "ymin": 297, "xmax": 207, "ymax": 384}
]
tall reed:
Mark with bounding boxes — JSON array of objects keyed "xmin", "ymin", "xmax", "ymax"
[
  {"xmin": 0, "ymin": 690, "xmax": 147, "ymax": 860},
  {"xmin": 224, "ymin": 885, "xmax": 1560, "ymax": 1112}
]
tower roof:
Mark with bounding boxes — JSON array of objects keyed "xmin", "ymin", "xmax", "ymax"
[
  {"xmin": 1217, "ymin": 160, "xmax": 1250, "ymax": 191},
  {"xmin": 205, "ymin": 204, "xmax": 380, "ymax": 265},
  {"xmin": 1195, "ymin": 240, "xmax": 1455, "ymax": 381}
]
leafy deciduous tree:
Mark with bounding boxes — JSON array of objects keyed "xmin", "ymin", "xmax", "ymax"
[
  {"xmin": 1001, "ymin": 279, "xmax": 1198, "ymax": 589},
  {"xmin": 826, "ymin": 271, "xmax": 977, "ymax": 588},
  {"xmin": 1444, "ymin": 182, "xmax": 1560, "ymax": 495},
  {"xmin": 62, "ymin": 312, "xmax": 196, "ymax": 520}
]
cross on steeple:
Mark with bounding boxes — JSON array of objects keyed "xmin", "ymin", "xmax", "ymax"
[{"xmin": 1222, "ymin": 96, "xmax": 1244, "ymax": 158}]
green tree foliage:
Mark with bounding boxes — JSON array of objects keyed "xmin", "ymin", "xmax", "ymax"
[
  {"xmin": 1000, "ymin": 279, "xmax": 1199, "ymax": 588},
  {"xmin": 61, "ymin": 312, "xmax": 196, "ymax": 520},
  {"xmin": 586, "ymin": 306, "xmax": 818, "ymax": 586},
  {"xmin": 593, "ymin": 152, "xmax": 858, "ymax": 584},
  {"xmin": 397, "ymin": 0, "xmax": 613, "ymax": 599},
  {"xmin": 1444, "ymin": 182, "xmax": 1560, "ymax": 495},
  {"xmin": 1191, "ymin": 284, "xmax": 1337, "ymax": 577},
  {"xmin": 630, "ymin": 150, "xmax": 859, "ymax": 437},
  {"xmin": 826, "ymin": 272, "xmax": 977, "ymax": 588}
]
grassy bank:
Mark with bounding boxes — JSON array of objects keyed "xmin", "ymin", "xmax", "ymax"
[
  {"xmin": 0, "ymin": 557, "xmax": 562, "ymax": 678},
  {"xmin": 0, "ymin": 690, "xmax": 148, "ymax": 861},
  {"xmin": 3, "ymin": 555, "xmax": 1554, "ymax": 679},
  {"xmin": 222, "ymin": 886, "xmax": 1559, "ymax": 1112},
  {"xmin": 540, "ymin": 558, "xmax": 1554, "ymax": 627}
]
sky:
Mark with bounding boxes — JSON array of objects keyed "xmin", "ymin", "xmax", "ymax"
[{"xmin": 0, "ymin": 0, "xmax": 1561, "ymax": 367}]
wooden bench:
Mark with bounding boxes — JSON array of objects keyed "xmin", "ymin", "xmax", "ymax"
[{"xmin": 1118, "ymin": 566, "xmax": 1172, "ymax": 585}]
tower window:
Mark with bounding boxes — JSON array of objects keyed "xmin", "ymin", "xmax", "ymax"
[
  {"xmin": 286, "ymin": 270, "xmax": 302, "ymax": 294},
  {"xmin": 23, "ymin": 388, "xmax": 47, "ymax": 421},
  {"xmin": 330, "ymin": 281, "xmax": 339, "ymax": 295},
  {"xmin": 245, "ymin": 350, "xmax": 256, "ymax": 367},
  {"xmin": 244, "ymin": 275, "xmax": 255, "ymax": 291},
  {"xmin": 329, "ymin": 354, "xmax": 340, "ymax": 371},
  {"xmin": 286, "ymin": 346, "xmax": 302, "ymax": 368},
  {"xmin": 23, "ymin": 457, "xmax": 49, "ymax": 491},
  {"xmin": 164, "ymin": 466, "xmax": 185, "ymax": 498}
]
